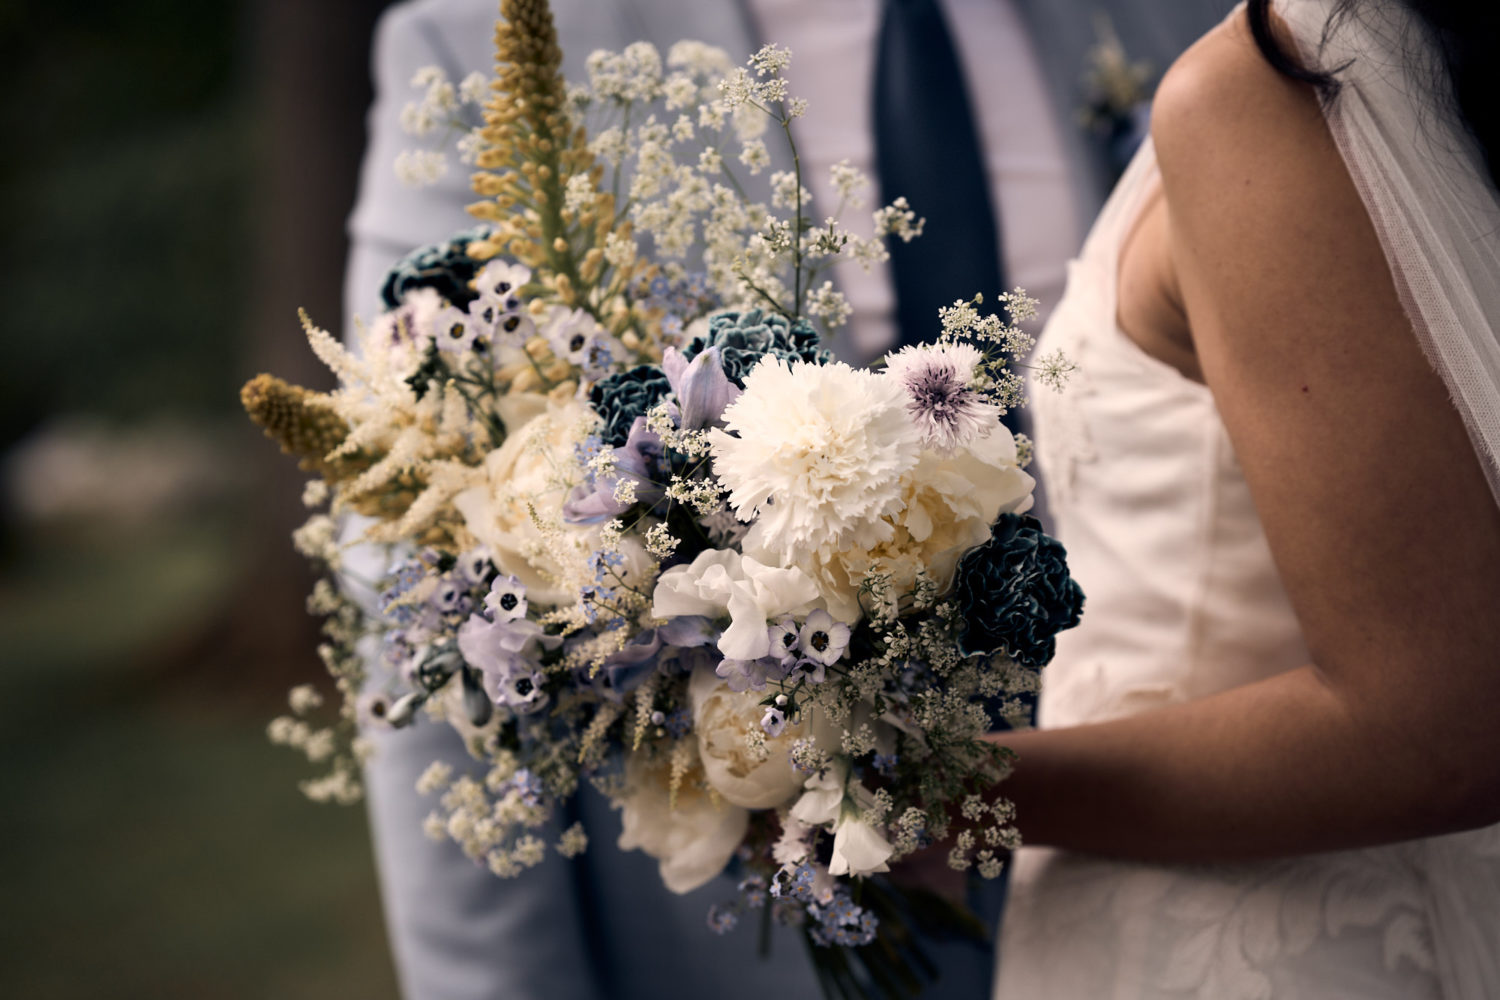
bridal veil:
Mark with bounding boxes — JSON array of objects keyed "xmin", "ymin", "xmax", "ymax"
[{"xmin": 1279, "ymin": 0, "xmax": 1500, "ymax": 501}]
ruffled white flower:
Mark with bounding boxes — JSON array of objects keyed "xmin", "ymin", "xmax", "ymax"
[
  {"xmin": 710, "ymin": 358, "xmax": 922, "ymax": 559},
  {"xmin": 690, "ymin": 666, "xmax": 834, "ymax": 809},
  {"xmin": 772, "ymin": 815, "xmax": 815, "ymax": 866},
  {"xmin": 884, "ymin": 342, "xmax": 999, "ymax": 452},
  {"xmin": 787, "ymin": 756, "xmax": 896, "ymax": 877},
  {"xmin": 829, "ymin": 811, "xmax": 895, "ymax": 877},
  {"xmin": 651, "ymin": 548, "xmax": 821, "ymax": 660},
  {"xmin": 616, "ymin": 746, "xmax": 748, "ymax": 894},
  {"xmin": 789, "ymin": 758, "xmax": 848, "ymax": 827}
]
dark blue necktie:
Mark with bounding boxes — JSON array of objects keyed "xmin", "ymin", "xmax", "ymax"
[{"xmin": 873, "ymin": 0, "xmax": 1006, "ymax": 350}]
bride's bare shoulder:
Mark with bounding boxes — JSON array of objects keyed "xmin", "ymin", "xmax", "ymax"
[{"xmin": 1149, "ymin": 8, "xmax": 1337, "ymax": 207}]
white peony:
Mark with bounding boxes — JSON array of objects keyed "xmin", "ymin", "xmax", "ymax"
[
  {"xmin": 651, "ymin": 548, "xmax": 821, "ymax": 660},
  {"xmin": 616, "ymin": 745, "xmax": 749, "ymax": 894},
  {"xmin": 690, "ymin": 666, "xmax": 835, "ymax": 809},
  {"xmin": 709, "ymin": 358, "xmax": 922, "ymax": 560},
  {"xmin": 452, "ymin": 400, "xmax": 593, "ymax": 606}
]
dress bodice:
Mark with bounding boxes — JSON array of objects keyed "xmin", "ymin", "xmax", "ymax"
[
  {"xmin": 1028, "ymin": 143, "xmax": 1310, "ymax": 731},
  {"xmin": 993, "ymin": 137, "xmax": 1500, "ymax": 999}
]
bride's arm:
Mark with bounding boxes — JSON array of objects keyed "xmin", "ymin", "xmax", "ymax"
[{"xmin": 996, "ymin": 13, "xmax": 1500, "ymax": 863}]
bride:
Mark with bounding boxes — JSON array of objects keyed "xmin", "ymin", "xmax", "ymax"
[{"xmin": 989, "ymin": 0, "xmax": 1500, "ymax": 996}]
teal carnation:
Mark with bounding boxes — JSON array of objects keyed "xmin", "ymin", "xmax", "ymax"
[
  {"xmin": 954, "ymin": 514, "xmax": 1084, "ymax": 666},
  {"xmin": 682, "ymin": 308, "xmax": 828, "ymax": 386},
  {"xmin": 589, "ymin": 365, "xmax": 672, "ymax": 447},
  {"xmin": 380, "ymin": 226, "xmax": 495, "ymax": 310}
]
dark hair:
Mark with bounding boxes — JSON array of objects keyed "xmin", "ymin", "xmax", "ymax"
[{"xmin": 1246, "ymin": 0, "xmax": 1500, "ymax": 191}]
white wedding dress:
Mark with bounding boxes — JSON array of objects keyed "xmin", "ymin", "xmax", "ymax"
[{"xmin": 991, "ymin": 2, "xmax": 1500, "ymax": 997}]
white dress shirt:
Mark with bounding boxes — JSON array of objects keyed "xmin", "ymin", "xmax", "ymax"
[{"xmin": 746, "ymin": 0, "xmax": 1080, "ymax": 357}]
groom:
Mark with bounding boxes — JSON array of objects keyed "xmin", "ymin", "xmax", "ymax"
[{"xmin": 345, "ymin": 1, "xmax": 1225, "ymax": 997}]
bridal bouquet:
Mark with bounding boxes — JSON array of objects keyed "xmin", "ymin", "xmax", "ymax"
[{"xmin": 244, "ymin": 1, "xmax": 1081, "ymax": 995}]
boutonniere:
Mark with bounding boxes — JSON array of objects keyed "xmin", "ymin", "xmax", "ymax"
[{"xmin": 1077, "ymin": 12, "xmax": 1155, "ymax": 176}]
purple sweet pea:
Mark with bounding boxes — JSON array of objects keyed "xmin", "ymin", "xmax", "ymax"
[
  {"xmin": 456, "ymin": 612, "xmax": 562, "ymax": 705},
  {"xmin": 657, "ymin": 614, "xmax": 719, "ymax": 648},
  {"xmin": 563, "ymin": 417, "xmax": 666, "ymax": 523},
  {"xmin": 661, "ymin": 346, "xmax": 740, "ymax": 429},
  {"xmin": 598, "ymin": 627, "xmax": 665, "ymax": 697},
  {"xmin": 714, "ymin": 655, "xmax": 792, "ymax": 693}
]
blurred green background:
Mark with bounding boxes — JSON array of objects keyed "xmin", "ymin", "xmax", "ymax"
[{"xmin": 1, "ymin": 0, "xmax": 401, "ymax": 995}]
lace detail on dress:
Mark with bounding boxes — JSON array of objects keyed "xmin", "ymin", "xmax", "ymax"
[
  {"xmin": 1151, "ymin": 855, "xmax": 1438, "ymax": 998},
  {"xmin": 1000, "ymin": 846, "xmax": 1443, "ymax": 1000}
]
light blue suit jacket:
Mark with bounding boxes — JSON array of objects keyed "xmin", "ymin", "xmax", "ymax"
[{"xmin": 345, "ymin": 2, "xmax": 1229, "ymax": 997}]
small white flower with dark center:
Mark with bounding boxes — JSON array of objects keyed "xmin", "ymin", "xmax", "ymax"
[
  {"xmin": 884, "ymin": 343, "xmax": 999, "ymax": 452},
  {"xmin": 795, "ymin": 660, "xmax": 827, "ymax": 685},
  {"xmin": 474, "ymin": 260, "xmax": 531, "ymax": 304},
  {"xmin": 502, "ymin": 670, "xmax": 549, "ymax": 714},
  {"xmin": 492, "ymin": 309, "xmax": 536, "ymax": 347},
  {"xmin": 544, "ymin": 307, "xmax": 602, "ymax": 365},
  {"xmin": 761, "ymin": 705, "xmax": 788, "ymax": 737},
  {"xmin": 434, "ymin": 305, "xmax": 478, "ymax": 353},
  {"xmin": 767, "ymin": 616, "xmax": 801, "ymax": 665},
  {"xmin": 484, "ymin": 575, "xmax": 528, "ymax": 622},
  {"xmin": 432, "ymin": 574, "xmax": 471, "ymax": 614},
  {"xmin": 797, "ymin": 609, "xmax": 851, "ymax": 667},
  {"xmin": 458, "ymin": 547, "xmax": 494, "ymax": 586},
  {"xmin": 466, "ymin": 297, "xmax": 501, "ymax": 338}
]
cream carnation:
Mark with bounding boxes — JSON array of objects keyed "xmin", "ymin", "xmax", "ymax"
[{"xmin": 709, "ymin": 358, "xmax": 922, "ymax": 559}]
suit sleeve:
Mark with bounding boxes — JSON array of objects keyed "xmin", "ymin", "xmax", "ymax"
[{"xmin": 345, "ymin": 5, "xmax": 603, "ymax": 999}]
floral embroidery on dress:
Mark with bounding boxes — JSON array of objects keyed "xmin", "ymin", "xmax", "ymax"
[
  {"xmin": 1151, "ymin": 853, "xmax": 1438, "ymax": 999},
  {"xmin": 1003, "ymin": 847, "xmax": 1442, "ymax": 1000}
]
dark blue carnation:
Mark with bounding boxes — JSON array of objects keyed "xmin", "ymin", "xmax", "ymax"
[
  {"xmin": 682, "ymin": 308, "xmax": 828, "ymax": 386},
  {"xmin": 589, "ymin": 365, "xmax": 672, "ymax": 448},
  {"xmin": 954, "ymin": 514, "xmax": 1083, "ymax": 666},
  {"xmin": 380, "ymin": 226, "xmax": 495, "ymax": 310}
]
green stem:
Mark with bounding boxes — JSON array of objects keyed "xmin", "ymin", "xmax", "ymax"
[
  {"xmin": 758, "ymin": 897, "xmax": 773, "ymax": 960},
  {"xmin": 782, "ymin": 109, "xmax": 805, "ymax": 321},
  {"xmin": 446, "ymin": 379, "xmax": 506, "ymax": 446}
]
